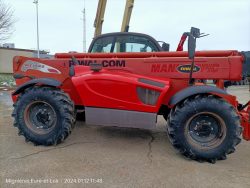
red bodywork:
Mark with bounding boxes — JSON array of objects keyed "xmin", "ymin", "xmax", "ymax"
[
  {"xmin": 241, "ymin": 105, "xmax": 250, "ymax": 140},
  {"xmin": 12, "ymin": 50, "xmax": 250, "ymax": 140}
]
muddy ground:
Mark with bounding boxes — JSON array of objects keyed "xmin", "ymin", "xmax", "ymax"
[{"xmin": 0, "ymin": 86, "xmax": 250, "ymax": 188}]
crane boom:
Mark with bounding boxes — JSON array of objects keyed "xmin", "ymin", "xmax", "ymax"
[
  {"xmin": 94, "ymin": 0, "xmax": 134, "ymax": 36},
  {"xmin": 94, "ymin": 0, "xmax": 107, "ymax": 37},
  {"xmin": 121, "ymin": 0, "xmax": 134, "ymax": 32}
]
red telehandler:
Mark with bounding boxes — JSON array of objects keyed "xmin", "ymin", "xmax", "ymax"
[{"xmin": 11, "ymin": 28, "xmax": 250, "ymax": 163}]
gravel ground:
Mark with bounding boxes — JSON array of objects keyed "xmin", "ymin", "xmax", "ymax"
[{"xmin": 0, "ymin": 86, "xmax": 250, "ymax": 188}]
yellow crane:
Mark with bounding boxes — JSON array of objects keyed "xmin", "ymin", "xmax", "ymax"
[
  {"xmin": 121, "ymin": 0, "xmax": 134, "ymax": 32},
  {"xmin": 94, "ymin": 0, "xmax": 107, "ymax": 37},
  {"xmin": 94, "ymin": 0, "xmax": 134, "ymax": 37}
]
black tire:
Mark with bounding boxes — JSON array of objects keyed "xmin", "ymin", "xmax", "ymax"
[
  {"xmin": 167, "ymin": 95, "xmax": 242, "ymax": 163},
  {"xmin": 12, "ymin": 87, "xmax": 75, "ymax": 146}
]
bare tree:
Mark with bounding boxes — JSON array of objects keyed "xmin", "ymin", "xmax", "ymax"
[{"xmin": 0, "ymin": 0, "xmax": 14, "ymax": 41}]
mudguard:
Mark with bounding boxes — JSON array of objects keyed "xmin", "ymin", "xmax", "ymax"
[
  {"xmin": 12, "ymin": 78, "xmax": 61, "ymax": 95},
  {"xmin": 169, "ymin": 85, "xmax": 227, "ymax": 106}
]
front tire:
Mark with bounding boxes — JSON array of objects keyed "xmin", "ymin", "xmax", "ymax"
[
  {"xmin": 167, "ymin": 95, "xmax": 242, "ymax": 163},
  {"xmin": 12, "ymin": 87, "xmax": 75, "ymax": 146}
]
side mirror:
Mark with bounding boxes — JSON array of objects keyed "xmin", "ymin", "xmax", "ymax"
[
  {"xmin": 190, "ymin": 27, "xmax": 200, "ymax": 38},
  {"xmin": 188, "ymin": 35, "xmax": 196, "ymax": 59},
  {"xmin": 186, "ymin": 27, "xmax": 208, "ymax": 85},
  {"xmin": 162, "ymin": 42, "xmax": 170, "ymax": 51},
  {"xmin": 187, "ymin": 27, "xmax": 201, "ymax": 59}
]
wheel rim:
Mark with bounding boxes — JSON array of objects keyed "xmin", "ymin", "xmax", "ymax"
[
  {"xmin": 24, "ymin": 101, "xmax": 57, "ymax": 134},
  {"xmin": 185, "ymin": 112, "xmax": 226, "ymax": 150}
]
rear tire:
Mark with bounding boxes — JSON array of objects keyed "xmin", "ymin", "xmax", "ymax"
[
  {"xmin": 12, "ymin": 87, "xmax": 75, "ymax": 146},
  {"xmin": 167, "ymin": 95, "xmax": 242, "ymax": 163}
]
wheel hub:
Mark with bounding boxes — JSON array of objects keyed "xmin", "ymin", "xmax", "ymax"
[
  {"xmin": 185, "ymin": 112, "xmax": 226, "ymax": 149},
  {"xmin": 193, "ymin": 120, "xmax": 215, "ymax": 136},
  {"xmin": 24, "ymin": 101, "xmax": 57, "ymax": 134},
  {"xmin": 35, "ymin": 108, "xmax": 53, "ymax": 128}
]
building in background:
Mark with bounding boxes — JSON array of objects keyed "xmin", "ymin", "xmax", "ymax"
[{"xmin": 0, "ymin": 44, "xmax": 52, "ymax": 73}]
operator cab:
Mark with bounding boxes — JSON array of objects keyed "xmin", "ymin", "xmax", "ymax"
[{"xmin": 88, "ymin": 32, "xmax": 169, "ymax": 53}]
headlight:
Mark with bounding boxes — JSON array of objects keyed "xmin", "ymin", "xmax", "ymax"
[{"xmin": 137, "ymin": 87, "xmax": 160, "ymax": 105}]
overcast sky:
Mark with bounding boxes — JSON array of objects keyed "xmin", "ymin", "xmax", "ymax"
[{"xmin": 3, "ymin": 0, "xmax": 250, "ymax": 54}]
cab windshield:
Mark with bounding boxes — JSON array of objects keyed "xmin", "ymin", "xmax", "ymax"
[{"xmin": 90, "ymin": 35, "xmax": 159, "ymax": 53}]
